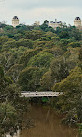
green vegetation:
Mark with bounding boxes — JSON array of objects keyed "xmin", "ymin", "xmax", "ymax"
[
  {"xmin": 0, "ymin": 65, "xmax": 29, "ymax": 136},
  {"xmin": 0, "ymin": 22, "xmax": 82, "ymax": 136}
]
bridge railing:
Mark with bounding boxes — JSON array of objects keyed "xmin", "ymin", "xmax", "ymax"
[{"xmin": 21, "ymin": 91, "xmax": 63, "ymax": 97}]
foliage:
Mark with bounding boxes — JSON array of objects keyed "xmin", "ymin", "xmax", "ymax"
[
  {"xmin": 19, "ymin": 48, "xmax": 42, "ymax": 66},
  {"xmin": 0, "ymin": 22, "xmax": 82, "ymax": 133},
  {"xmin": 40, "ymin": 71, "xmax": 52, "ymax": 91},
  {"xmin": 50, "ymin": 57, "xmax": 69, "ymax": 82},
  {"xmin": 78, "ymin": 123, "xmax": 82, "ymax": 137},
  {"xmin": 52, "ymin": 67, "xmax": 82, "ymax": 125},
  {"xmin": 27, "ymin": 51, "xmax": 54, "ymax": 69},
  {"xmin": 0, "ymin": 66, "xmax": 29, "ymax": 136},
  {"xmin": 67, "ymin": 42, "xmax": 81, "ymax": 48},
  {"xmin": 79, "ymin": 47, "xmax": 82, "ymax": 61},
  {"xmin": 18, "ymin": 67, "xmax": 45, "ymax": 91},
  {"xmin": 40, "ymin": 23, "xmax": 55, "ymax": 33}
]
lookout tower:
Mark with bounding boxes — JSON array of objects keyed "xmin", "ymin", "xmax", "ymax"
[
  {"xmin": 74, "ymin": 17, "xmax": 81, "ymax": 27},
  {"xmin": 12, "ymin": 16, "xmax": 19, "ymax": 27}
]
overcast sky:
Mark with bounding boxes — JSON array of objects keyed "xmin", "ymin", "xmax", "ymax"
[{"xmin": 0, "ymin": 0, "xmax": 82, "ymax": 25}]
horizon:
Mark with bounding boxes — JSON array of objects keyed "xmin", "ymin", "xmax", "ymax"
[
  {"xmin": 0, "ymin": 0, "xmax": 82, "ymax": 26},
  {"xmin": 3, "ymin": 16, "xmax": 82, "ymax": 26}
]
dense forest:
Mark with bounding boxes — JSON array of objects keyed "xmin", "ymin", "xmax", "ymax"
[{"xmin": 0, "ymin": 21, "xmax": 82, "ymax": 136}]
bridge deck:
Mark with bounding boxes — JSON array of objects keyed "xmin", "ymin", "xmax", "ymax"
[{"xmin": 21, "ymin": 91, "xmax": 63, "ymax": 97}]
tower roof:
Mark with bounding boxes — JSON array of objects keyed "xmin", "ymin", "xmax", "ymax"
[
  {"xmin": 75, "ymin": 17, "xmax": 81, "ymax": 21},
  {"xmin": 13, "ymin": 16, "xmax": 19, "ymax": 20}
]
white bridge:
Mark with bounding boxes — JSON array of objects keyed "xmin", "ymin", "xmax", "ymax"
[{"xmin": 21, "ymin": 91, "xmax": 63, "ymax": 98}]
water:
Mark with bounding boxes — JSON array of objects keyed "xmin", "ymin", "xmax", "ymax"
[{"xmin": 7, "ymin": 105, "xmax": 78, "ymax": 137}]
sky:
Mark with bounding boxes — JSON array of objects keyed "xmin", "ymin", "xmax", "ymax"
[{"xmin": 0, "ymin": 0, "xmax": 82, "ymax": 25}]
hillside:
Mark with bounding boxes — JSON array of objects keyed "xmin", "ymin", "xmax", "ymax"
[{"xmin": 0, "ymin": 22, "xmax": 82, "ymax": 136}]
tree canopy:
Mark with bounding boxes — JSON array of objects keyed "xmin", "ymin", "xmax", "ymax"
[{"xmin": 0, "ymin": 22, "xmax": 82, "ymax": 135}]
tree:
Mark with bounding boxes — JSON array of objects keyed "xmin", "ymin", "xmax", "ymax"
[
  {"xmin": 16, "ymin": 38, "xmax": 33, "ymax": 48},
  {"xmin": 52, "ymin": 67, "xmax": 82, "ymax": 125},
  {"xmin": 19, "ymin": 48, "xmax": 42, "ymax": 66},
  {"xmin": 50, "ymin": 57, "xmax": 69, "ymax": 83},
  {"xmin": 0, "ymin": 103, "xmax": 17, "ymax": 136},
  {"xmin": 40, "ymin": 71, "xmax": 52, "ymax": 91},
  {"xmin": 0, "ymin": 36, "xmax": 8, "ymax": 45},
  {"xmin": 44, "ymin": 20, "xmax": 49, "ymax": 24},
  {"xmin": 3, "ymin": 39, "xmax": 16, "ymax": 49},
  {"xmin": 0, "ymin": 66, "xmax": 29, "ymax": 136},
  {"xmin": 67, "ymin": 42, "xmax": 81, "ymax": 48},
  {"xmin": 40, "ymin": 23, "xmax": 55, "ymax": 32},
  {"xmin": 79, "ymin": 47, "xmax": 82, "ymax": 61},
  {"xmin": 27, "ymin": 51, "xmax": 54, "ymax": 69},
  {"xmin": 0, "ymin": 65, "xmax": 4, "ymax": 78},
  {"xmin": 6, "ymin": 64, "xmax": 23, "ymax": 82},
  {"xmin": 18, "ymin": 67, "xmax": 45, "ymax": 91},
  {"xmin": 24, "ymin": 30, "xmax": 43, "ymax": 40},
  {"xmin": 59, "ymin": 31, "xmax": 69, "ymax": 39}
]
